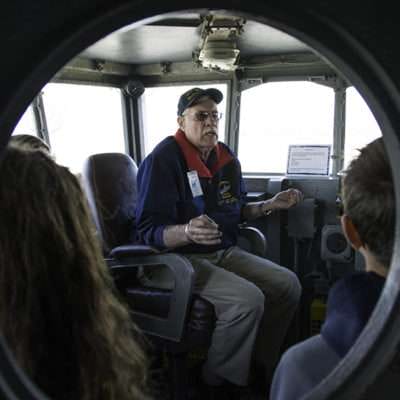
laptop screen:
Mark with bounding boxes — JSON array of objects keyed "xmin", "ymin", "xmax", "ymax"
[{"xmin": 287, "ymin": 145, "xmax": 331, "ymax": 175}]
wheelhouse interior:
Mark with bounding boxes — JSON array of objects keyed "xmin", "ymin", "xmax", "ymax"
[{"xmin": 12, "ymin": 11, "xmax": 383, "ymax": 397}]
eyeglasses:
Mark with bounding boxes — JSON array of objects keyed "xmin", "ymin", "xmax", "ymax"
[{"xmin": 183, "ymin": 111, "xmax": 223, "ymax": 122}]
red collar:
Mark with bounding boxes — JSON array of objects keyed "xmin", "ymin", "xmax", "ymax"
[{"xmin": 174, "ymin": 129, "xmax": 233, "ymax": 178}]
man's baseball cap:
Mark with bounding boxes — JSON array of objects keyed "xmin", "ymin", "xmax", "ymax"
[{"xmin": 177, "ymin": 87, "xmax": 223, "ymax": 116}]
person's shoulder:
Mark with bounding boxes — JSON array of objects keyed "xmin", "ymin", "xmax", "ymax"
[
  {"xmin": 218, "ymin": 141, "xmax": 236, "ymax": 156},
  {"xmin": 217, "ymin": 142, "xmax": 241, "ymax": 169},
  {"xmin": 150, "ymin": 136, "xmax": 178, "ymax": 156},
  {"xmin": 271, "ymin": 335, "xmax": 340, "ymax": 400},
  {"xmin": 139, "ymin": 136, "xmax": 183, "ymax": 174},
  {"xmin": 141, "ymin": 136, "xmax": 179, "ymax": 164},
  {"xmin": 280, "ymin": 335, "xmax": 338, "ymax": 368},
  {"xmin": 330, "ymin": 271, "xmax": 385, "ymax": 299}
]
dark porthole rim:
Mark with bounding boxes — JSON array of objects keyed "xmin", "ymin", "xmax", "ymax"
[{"xmin": 1, "ymin": 3, "xmax": 400, "ymax": 400}]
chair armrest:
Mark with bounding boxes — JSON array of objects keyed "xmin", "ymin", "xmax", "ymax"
[
  {"xmin": 110, "ymin": 244, "xmax": 160, "ymax": 257},
  {"xmin": 238, "ymin": 225, "xmax": 267, "ymax": 257},
  {"xmin": 107, "ymin": 253, "xmax": 195, "ymax": 343}
]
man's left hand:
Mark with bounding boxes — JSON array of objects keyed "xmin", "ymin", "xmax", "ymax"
[{"xmin": 270, "ymin": 188, "xmax": 303, "ymax": 210}]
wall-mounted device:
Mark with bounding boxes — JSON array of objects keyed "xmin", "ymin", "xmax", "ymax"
[{"xmin": 321, "ymin": 224, "xmax": 352, "ymax": 262}]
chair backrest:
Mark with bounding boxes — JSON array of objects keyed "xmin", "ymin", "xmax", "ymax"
[{"xmin": 82, "ymin": 153, "xmax": 138, "ymax": 254}]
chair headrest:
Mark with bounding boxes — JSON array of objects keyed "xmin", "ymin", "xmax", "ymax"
[{"xmin": 82, "ymin": 153, "xmax": 138, "ymax": 253}]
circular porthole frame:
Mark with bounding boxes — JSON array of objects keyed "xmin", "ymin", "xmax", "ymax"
[{"xmin": 0, "ymin": 2, "xmax": 399, "ymax": 399}]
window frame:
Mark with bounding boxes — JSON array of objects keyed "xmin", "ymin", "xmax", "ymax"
[
  {"xmin": 41, "ymin": 81, "xmax": 128, "ymax": 172},
  {"xmin": 237, "ymin": 78, "xmax": 341, "ymax": 176}
]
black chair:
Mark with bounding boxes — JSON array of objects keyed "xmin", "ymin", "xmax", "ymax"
[{"xmin": 81, "ymin": 152, "xmax": 267, "ymax": 399}]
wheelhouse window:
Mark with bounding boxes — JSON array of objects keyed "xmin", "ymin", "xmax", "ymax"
[
  {"xmin": 344, "ymin": 87, "xmax": 382, "ymax": 168},
  {"xmin": 42, "ymin": 83, "xmax": 125, "ymax": 173},
  {"xmin": 238, "ymin": 82, "xmax": 334, "ymax": 174},
  {"xmin": 141, "ymin": 83, "xmax": 228, "ymax": 155},
  {"xmin": 12, "ymin": 106, "xmax": 37, "ymax": 136}
]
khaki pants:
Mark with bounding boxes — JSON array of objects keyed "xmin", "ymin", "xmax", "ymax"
[{"xmin": 142, "ymin": 246, "xmax": 301, "ymax": 386}]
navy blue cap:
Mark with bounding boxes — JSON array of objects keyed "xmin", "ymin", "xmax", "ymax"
[{"xmin": 177, "ymin": 87, "xmax": 223, "ymax": 116}]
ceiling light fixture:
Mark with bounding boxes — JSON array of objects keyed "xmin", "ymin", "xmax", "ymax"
[{"xmin": 193, "ymin": 16, "xmax": 245, "ymax": 72}]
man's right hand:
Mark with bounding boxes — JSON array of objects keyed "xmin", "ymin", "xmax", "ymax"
[{"xmin": 185, "ymin": 214, "xmax": 222, "ymax": 245}]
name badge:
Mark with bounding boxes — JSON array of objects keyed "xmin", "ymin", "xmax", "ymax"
[{"xmin": 187, "ymin": 170, "xmax": 203, "ymax": 197}]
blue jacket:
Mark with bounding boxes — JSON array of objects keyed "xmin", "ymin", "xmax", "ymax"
[
  {"xmin": 135, "ymin": 130, "xmax": 247, "ymax": 252},
  {"xmin": 270, "ymin": 271, "xmax": 386, "ymax": 400}
]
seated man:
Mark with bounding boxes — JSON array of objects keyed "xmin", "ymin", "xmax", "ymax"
[
  {"xmin": 135, "ymin": 87, "xmax": 303, "ymax": 394},
  {"xmin": 270, "ymin": 137, "xmax": 394, "ymax": 400}
]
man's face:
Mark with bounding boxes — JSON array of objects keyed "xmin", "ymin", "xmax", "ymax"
[{"xmin": 178, "ymin": 98, "xmax": 220, "ymax": 152}]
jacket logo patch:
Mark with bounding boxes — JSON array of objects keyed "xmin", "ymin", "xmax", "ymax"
[{"xmin": 218, "ymin": 181, "xmax": 237, "ymax": 205}]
